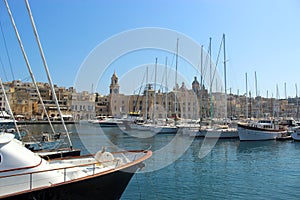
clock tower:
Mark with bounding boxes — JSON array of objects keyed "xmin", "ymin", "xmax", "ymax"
[{"xmin": 109, "ymin": 71, "xmax": 119, "ymax": 95}]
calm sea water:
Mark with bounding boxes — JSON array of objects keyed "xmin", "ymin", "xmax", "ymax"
[{"xmin": 26, "ymin": 123, "xmax": 300, "ymax": 200}]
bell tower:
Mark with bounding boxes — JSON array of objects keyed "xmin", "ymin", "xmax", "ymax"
[{"xmin": 109, "ymin": 71, "xmax": 119, "ymax": 95}]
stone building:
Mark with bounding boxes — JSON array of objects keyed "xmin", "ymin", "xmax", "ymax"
[
  {"xmin": 71, "ymin": 90, "xmax": 96, "ymax": 120},
  {"xmin": 2, "ymin": 80, "xmax": 73, "ymax": 120},
  {"xmin": 95, "ymin": 71, "xmax": 130, "ymax": 117}
]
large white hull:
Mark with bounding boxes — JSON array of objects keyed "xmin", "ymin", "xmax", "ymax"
[{"xmin": 238, "ymin": 124, "xmax": 285, "ymax": 141}]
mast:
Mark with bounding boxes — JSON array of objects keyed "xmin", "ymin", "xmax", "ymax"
[
  {"xmin": 284, "ymin": 82, "xmax": 287, "ymax": 99},
  {"xmin": 165, "ymin": 57, "xmax": 168, "ymax": 120},
  {"xmin": 153, "ymin": 58, "xmax": 157, "ymax": 123},
  {"xmin": 209, "ymin": 37, "xmax": 213, "ymax": 126},
  {"xmin": 230, "ymin": 88, "xmax": 232, "ymax": 118},
  {"xmin": 223, "ymin": 34, "xmax": 227, "ymax": 119},
  {"xmin": 200, "ymin": 45, "xmax": 203, "ymax": 121},
  {"xmin": 255, "ymin": 71, "xmax": 259, "ymax": 118},
  {"xmin": 296, "ymin": 84, "xmax": 299, "ymax": 120},
  {"xmin": 174, "ymin": 38, "xmax": 179, "ymax": 117},
  {"xmin": 145, "ymin": 66, "xmax": 148, "ymax": 121},
  {"xmin": 4, "ymin": 0, "xmax": 56, "ymax": 135},
  {"xmin": 276, "ymin": 84, "xmax": 279, "ymax": 118},
  {"xmin": 0, "ymin": 78, "xmax": 20, "ymax": 139},
  {"xmin": 25, "ymin": 0, "xmax": 72, "ymax": 148},
  {"xmin": 245, "ymin": 72, "xmax": 248, "ymax": 119}
]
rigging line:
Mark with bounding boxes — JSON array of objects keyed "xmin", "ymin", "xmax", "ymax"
[
  {"xmin": 166, "ymin": 45, "xmax": 176, "ymax": 90},
  {"xmin": 0, "ymin": 78, "xmax": 21, "ymax": 139},
  {"xmin": 202, "ymin": 39, "xmax": 212, "ymax": 86},
  {"xmin": 202, "ymin": 42, "xmax": 210, "ymax": 87},
  {"xmin": 0, "ymin": 55, "xmax": 8, "ymax": 82},
  {"xmin": 0, "ymin": 19, "xmax": 15, "ymax": 80},
  {"xmin": 24, "ymin": 0, "xmax": 73, "ymax": 148},
  {"xmin": 4, "ymin": 0, "xmax": 56, "ymax": 136},
  {"xmin": 133, "ymin": 69, "xmax": 146, "ymax": 112},
  {"xmin": 211, "ymin": 37, "xmax": 223, "ymax": 89},
  {"xmin": 21, "ymin": 75, "xmax": 31, "ymax": 82}
]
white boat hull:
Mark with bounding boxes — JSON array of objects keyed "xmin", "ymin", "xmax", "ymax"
[
  {"xmin": 238, "ymin": 124, "xmax": 285, "ymax": 141},
  {"xmin": 191, "ymin": 128, "xmax": 238, "ymax": 138},
  {"xmin": 151, "ymin": 126, "xmax": 178, "ymax": 134},
  {"xmin": 291, "ymin": 132, "xmax": 300, "ymax": 141}
]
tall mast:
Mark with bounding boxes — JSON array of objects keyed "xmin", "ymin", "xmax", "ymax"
[
  {"xmin": 223, "ymin": 34, "xmax": 227, "ymax": 119},
  {"xmin": 296, "ymin": 84, "xmax": 299, "ymax": 120},
  {"xmin": 284, "ymin": 82, "xmax": 287, "ymax": 99},
  {"xmin": 25, "ymin": 0, "xmax": 72, "ymax": 148},
  {"xmin": 165, "ymin": 57, "xmax": 168, "ymax": 120},
  {"xmin": 255, "ymin": 71, "xmax": 259, "ymax": 118},
  {"xmin": 153, "ymin": 58, "xmax": 157, "ymax": 123},
  {"xmin": 255, "ymin": 71, "xmax": 258, "ymax": 97},
  {"xmin": 174, "ymin": 38, "xmax": 179, "ymax": 117},
  {"xmin": 276, "ymin": 84, "xmax": 279, "ymax": 118},
  {"xmin": 4, "ymin": 0, "xmax": 56, "ymax": 135},
  {"xmin": 209, "ymin": 37, "xmax": 213, "ymax": 126},
  {"xmin": 245, "ymin": 72, "xmax": 248, "ymax": 119},
  {"xmin": 0, "ymin": 78, "xmax": 20, "ymax": 139},
  {"xmin": 145, "ymin": 66, "xmax": 148, "ymax": 121},
  {"xmin": 200, "ymin": 45, "xmax": 203, "ymax": 120}
]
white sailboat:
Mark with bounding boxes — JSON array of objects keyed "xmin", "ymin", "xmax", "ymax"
[
  {"xmin": 191, "ymin": 34, "xmax": 238, "ymax": 139},
  {"xmin": 150, "ymin": 57, "xmax": 177, "ymax": 134}
]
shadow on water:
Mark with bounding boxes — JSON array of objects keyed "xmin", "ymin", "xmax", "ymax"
[{"xmin": 24, "ymin": 123, "xmax": 300, "ymax": 199}]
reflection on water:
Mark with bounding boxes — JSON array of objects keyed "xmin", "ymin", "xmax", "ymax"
[{"xmin": 25, "ymin": 123, "xmax": 300, "ymax": 199}]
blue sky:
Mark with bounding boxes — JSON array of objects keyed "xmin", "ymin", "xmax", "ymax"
[{"xmin": 0, "ymin": 0, "xmax": 300, "ymax": 98}]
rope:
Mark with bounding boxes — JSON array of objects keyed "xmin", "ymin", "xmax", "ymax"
[{"xmin": 0, "ymin": 20, "xmax": 15, "ymax": 80}]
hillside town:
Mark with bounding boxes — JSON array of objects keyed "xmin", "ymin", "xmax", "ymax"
[{"xmin": 0, "ymin": 71, "xmax": 299, "ymax": 122}]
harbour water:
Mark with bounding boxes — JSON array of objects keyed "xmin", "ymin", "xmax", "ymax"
[{"xmin": 26, "ymin": 123, "xmax": 300, "ymax": 199}]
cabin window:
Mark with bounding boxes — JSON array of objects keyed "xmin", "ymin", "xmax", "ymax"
[{"xmin": 0, "ymin": 153, "xmax": 2, "ymax": 164}]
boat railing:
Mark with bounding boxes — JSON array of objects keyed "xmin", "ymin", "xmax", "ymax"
[{"xmin": 0, "ymin": 157, "xmax": 125, "ymax": 194}]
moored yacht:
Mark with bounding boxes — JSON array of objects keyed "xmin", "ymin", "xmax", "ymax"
[
  {"xmin": 0, "ymin": 132, "xmax": 152, "ymax": 199},
  {"xmin": 237, "ymin": 119, "xmax": 287, "ymax": 141},
  {"xmin": 92, "ymin": 116, "xmax": 124, "ymax": 127}
]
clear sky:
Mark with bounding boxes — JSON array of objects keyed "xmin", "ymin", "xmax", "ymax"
[{"xmin": 0, "ymin": 0, "xmax": 300, "ymax": 98}]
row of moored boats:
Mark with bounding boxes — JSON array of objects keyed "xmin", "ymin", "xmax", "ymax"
[{"xmin": 89, "ymin": 116, "xmax": 300, "ymax": 141}]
